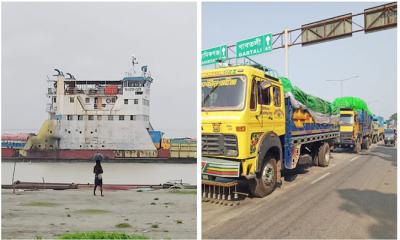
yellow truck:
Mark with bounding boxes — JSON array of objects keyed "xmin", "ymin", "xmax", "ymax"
[
  {"xmin": 335, "ymin": 108, "xmax": 373, "ymax": 153},
  {"xmin": 201, "ymin": 64, "xmax": 339, "ymax": 198},
  {"xmin": 372, "ymin": 116, "xmax": 385, "ymax": 143}
]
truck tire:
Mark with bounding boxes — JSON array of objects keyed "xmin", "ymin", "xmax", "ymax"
[
  {"xmin": 361, "ymin": 138, "xmax": 369, "ymax": 149},
  {"xmin": 249, "ymin": 157, "xmax": 277, "ymax": 198},
  {"xmin": 353, "ymin": 141, "xmax": 361, "ymax": 154},
  {"xmin": 318, "ymin": 143, "xmax": 330, "ymax": 167},
  {"xmin": 365, "ymin": 138, "xmax": 370, "ymax": 149}
]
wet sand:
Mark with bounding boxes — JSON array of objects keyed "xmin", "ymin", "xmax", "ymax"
[
  {"xmin": 2, "ymin": 188, "xmax": 196, "ymax": 239},
  {"xmin": 2, "ymin": 162, "xmax": 196, "ymax": 185}
]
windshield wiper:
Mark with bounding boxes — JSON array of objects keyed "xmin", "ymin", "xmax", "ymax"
[{"xmin": 202, "ymin": 85, "xmax": 220, "ymax": 106}]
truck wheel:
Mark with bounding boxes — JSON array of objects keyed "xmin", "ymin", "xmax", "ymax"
[
  {"xmin": 249, "ymin": 157, "xmax": 277, "ymax": 198},
  {"xmin": 353, "ymin": 142, "xmax": 361, "ymax": 154},
  {"xmin": 365, "ymin": 138, "xmax": 370, "ymax": 149},
  {"xmin": 318, "ymin": 143, "xmax": 330, "ymax": 167},
  {"xmin": 361, "ymin": 138, "xmax": 369, "ymax": 149}
]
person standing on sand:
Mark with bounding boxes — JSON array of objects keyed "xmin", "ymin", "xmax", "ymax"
[{"xmin": 93, "ymin": 156, "xmax": 104, "ymax": 197}]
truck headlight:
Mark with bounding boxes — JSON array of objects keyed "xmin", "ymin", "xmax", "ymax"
[{"xmin": 225, "ymin": 149, "xmax": 238, "ymax": 156}]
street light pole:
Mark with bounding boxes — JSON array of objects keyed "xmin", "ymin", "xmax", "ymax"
[{"xmin": 325, "ymin": 75, "xmax": 359, "ymax": 97}]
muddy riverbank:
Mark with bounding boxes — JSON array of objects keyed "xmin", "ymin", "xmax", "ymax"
[{"xmin": 2, "ymin": 188, "xmax": 196, "ymax": 239}]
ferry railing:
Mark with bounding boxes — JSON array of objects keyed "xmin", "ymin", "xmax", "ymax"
[{"xmin": 65, "ymin": 87, "xmax": 123, "ymax": 95}]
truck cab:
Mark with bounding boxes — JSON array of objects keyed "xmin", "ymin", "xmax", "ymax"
[
  {"xmin": 337, "ymin": 108, "xmax": 371, "ymax": 153},
  {"xmin": 202, "ymin": 65, "xmax": 285, "ymax": 180}
]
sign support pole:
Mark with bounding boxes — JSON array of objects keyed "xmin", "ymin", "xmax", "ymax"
[{"xmin": 284, "ymin": 28, "xmax": 289, "ymax": 77}]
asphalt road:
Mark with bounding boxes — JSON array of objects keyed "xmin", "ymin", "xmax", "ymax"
[{"xmin": 202, "ymin": 143, "xmax": 397, "ymax": 239}]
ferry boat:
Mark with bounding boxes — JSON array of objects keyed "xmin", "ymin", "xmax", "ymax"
[{"xmin": 2, "ymin": 60, "xmax": 196, "ymax": 161}]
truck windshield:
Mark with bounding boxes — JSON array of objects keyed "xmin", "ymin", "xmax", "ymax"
[
  {"xmin": 384, "ymin": 129, "xmax": 395, "ymax": 135},
  {"xmin": 202, "ymin": 76, "xmax": 246, "ymax": 111},
  {"xmin": 340, "ymin": 114, "xmax": 354, "ymax": 126}
]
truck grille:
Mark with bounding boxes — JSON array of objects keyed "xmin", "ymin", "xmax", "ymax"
[
  {"xmin": 340, "ymin": 132, "xmax": 353, "ymax": 140},
  {"xmin": 202, "ymin": 134, "xmax": 238, "ymax": 156}
]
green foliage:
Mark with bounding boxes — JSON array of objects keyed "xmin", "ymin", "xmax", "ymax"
[
  {"xmin": 115, "ymin": 223, "xmax": 132, "ymax": 228},
  {"xmin": 151, "ymin": 224, "xmax": 159, "ymax": 228},
  {"xmin": 58, "ymin": 231, "xmax": 148, "ymax": 239},
  {"xmin": 75, "ymin": 209, "xmax": 110, "ymax": 214},
  {"xmin": 24, "ymin": 201, "xmax": 58, "ymax": 207}
]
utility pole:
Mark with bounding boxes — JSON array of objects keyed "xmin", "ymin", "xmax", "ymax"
[{"xmin": 326, "ymin": 76, "xmax": 359, "ymax": 97}]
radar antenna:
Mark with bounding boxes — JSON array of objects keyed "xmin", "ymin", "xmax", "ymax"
[{"xmin": 131, "ymin": 55, "xmax": 138, "ymax": 74}]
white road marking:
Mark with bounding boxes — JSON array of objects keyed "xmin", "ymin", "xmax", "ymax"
[
  {"xmin": 350, "ymin": 156, "xmax": 361, "ymax": 162},
  {"xmin": 311, "ymin": 172, "xmax": 331, "ymax": 185},
  {"xmin": 370, "ymin": 152, "xmax": 392, "ymax": 158}
]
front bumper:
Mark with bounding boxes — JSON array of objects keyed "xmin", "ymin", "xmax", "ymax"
[{"xmin": 201, "ymin": 157, "xmax": 241, "ymax": 178}]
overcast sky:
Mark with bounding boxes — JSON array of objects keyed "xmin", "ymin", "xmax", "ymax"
[
  {"xmin": 203, "ymin": 2, "xmax": 396, "ymax": 119},
  {"xmin": 2, "ymin": 2, "xmax": 196, "ymax": 138}
]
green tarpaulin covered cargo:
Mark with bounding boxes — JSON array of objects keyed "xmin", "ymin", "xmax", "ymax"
[
  {"xmin": 332, "ymin": 97, "xmax": 372, "ymax": 115},
  {"xmin": 279, "ymin": 77, "xmax": 335, "ymax": 115},
  {"xmin": 278, "ymin": 77, "xmax": 373, "ymax": 119}
]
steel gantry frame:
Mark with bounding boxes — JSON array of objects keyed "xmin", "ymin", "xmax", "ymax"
[{"xmin": 219, "ymin": 2, "xmax": 397, "ymax": 77}]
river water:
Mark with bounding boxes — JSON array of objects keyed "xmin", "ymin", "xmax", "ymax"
[{"xmin": 1, "ymin": 162, "xmax": 196, "ymax": 185}]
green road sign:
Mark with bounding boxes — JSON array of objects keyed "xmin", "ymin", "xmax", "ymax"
[
  {"xmin": 236, "ymin": 34, "xmax": 273, "ymax": 58},
  {"xmin": 202, "ymin": 45, "xmax": 228, "ymax": 65}
]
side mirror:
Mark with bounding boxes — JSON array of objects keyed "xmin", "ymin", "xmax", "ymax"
[{"xmin": 255, "ymin": 104, "xmax": 263, "ymax": 120}]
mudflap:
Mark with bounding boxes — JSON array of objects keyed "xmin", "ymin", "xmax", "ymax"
[{"xmin": 202, "ymin": 179, "xmax": 247, "ymax": 205}]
